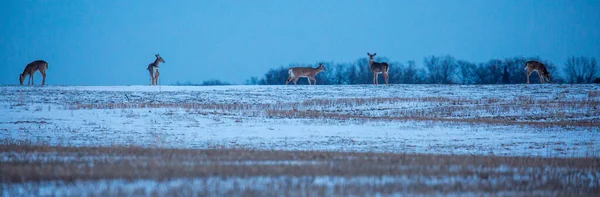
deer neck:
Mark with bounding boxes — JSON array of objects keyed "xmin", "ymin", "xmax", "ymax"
[
  {"xmin": 22, "ymin": 67, "xmax": 32, "ymax": 75},
  {"xmin": 314, "ymin": 68, "xmax": 324, "ymax": 74},
  {"xmin": 153, "ymin": 59, "xmax": 161, "ymax": 67},
  {"xmin": 370, "ymin": 60, "xmax": 378, "ymax": 69}
]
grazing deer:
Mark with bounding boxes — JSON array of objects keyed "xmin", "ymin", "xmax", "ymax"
[
  {"xmin": 285, "ymin": 63, "xmax": 326, "ymax": 85},
  {"xmin": 147, "ymin": 54, "xmax": 165, "ymax": 86},
  {"xmin": 525, "ymin": 60, "xmax": 550, "ymax": 84},
  {"xmin": 367, "ymin": 53, "xmax": 389, "ymax": 85},
  {"xmin": 19, "ymin": 60, "xmax": 48, "ymax": 86}
]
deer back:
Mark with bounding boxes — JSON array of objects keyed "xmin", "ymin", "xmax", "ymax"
[
  {"xmin": 24, "ymin": 60, "xmax": 48, "ymax": 74},
  {"xmin": 290, "ymin": 67, "xmax": 321, "ymax": 77},
  {"xmin": 370, "ymin": 62, "xmax": 389, "ymax": 73},
  {"xmin": 526, "ymin": 61, "xmax": 548, "ymax": 74},
  {"xmin": 147, "ymin": 63, "xmax": 155, "ymax": 71}
]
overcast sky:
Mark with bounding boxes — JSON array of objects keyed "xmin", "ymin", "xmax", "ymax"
[{"xmin": 1, "ymin": 0, "xmax": 598, "ymax": 85}]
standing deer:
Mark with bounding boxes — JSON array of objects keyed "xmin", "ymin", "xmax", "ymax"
[
  {"xmin": 367, "ymin": 53, "xmax": 389, "ymax": 85},
  {"xmin": 525, "ymin": 60, "xmax": 550, "ymax": 84},
  {"xmin": 147, "ymin": 54, "xmax": 165, "ymax": 86},
  {"xmin": 285, "ymin": 63, "xmax": 326, "ymax": 85},
  {"xmin": 19, "ymin": 60, "xmax": 48, "ymax": 86}
]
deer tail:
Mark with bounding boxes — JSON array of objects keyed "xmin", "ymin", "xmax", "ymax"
[{"xmin": 288, "ymin": 69, "xmax": 294, "ymax": 78}]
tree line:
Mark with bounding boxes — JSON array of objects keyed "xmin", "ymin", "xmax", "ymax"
[{"xmin": 245, "ymin": 55, "xmax": 599, "ymax": 85}]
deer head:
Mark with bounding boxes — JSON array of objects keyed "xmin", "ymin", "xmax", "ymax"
[
  {"xmin": 155, "ymin": 54, "xmax": 165, "ymax": 63},
  {"xmin": 318, "ymin": 63, "xmax": 326, "ymax": 71},
  {"xmin": 367, "ymin": 53, "xmax": 377, "ymax": 62},
  {"xmin": 19, "ymin": 74, "xmax": 25, "ymax": 85}
]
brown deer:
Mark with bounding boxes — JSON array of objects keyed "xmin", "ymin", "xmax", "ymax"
[
  {"xmin": 367, "ymin": 53, "xmax": 389, "ymax": 85},
  {"xmin": 19, "ymin": 60, "xmax": 48, "ymax": 86},
  {"xmin": 147, "ymin": 54, "xmax": 165, "ymax": 86},
  {"xmin": 525, "ymin": 60, "xmax": 550, "ymax": 84},
  {"xmin": 285, "ymin": 63, "xmax": 326, "ymax": 85}
]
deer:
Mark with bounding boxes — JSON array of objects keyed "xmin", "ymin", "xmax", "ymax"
[
  {"xmin": 285, "ymin": 63, "xmax": 326, "ymax": 85},
  {"xmin": 147, "ymin": 54, "xmax": 165, "ymax": 86},
  {"xmin": 525, "ymin": 60, "xmax": 550, "ymax": 84},
  {"xmin": 19, "ymin": 60, "xmax": 48, "ymax": 86},
  {"xmin": 367, "ymin": 53, "xmax": 389, "ymax": 85}
]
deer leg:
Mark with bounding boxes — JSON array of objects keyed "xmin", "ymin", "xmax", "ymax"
[
  {"xmin": 384, "ymin": 72, "xmax": 389, "ymax": 85},
  {"xmin": 31, "ymin": 74, "xmax": 34, "ymax": 85},
  {"xmin": 293, "ymin": 77, "xmax": 299, "ymax": 85},
  {"xmin": 310, "ymin": 77, "xmax": 317, "ymax": 85},
  {"xmin": 41, "ymin": 70, "xmax": 47, "ymax": 86},
  {"xmin": 148, "ymin": 70, "xmax": 153, "ymax": 85},
  {"xmin": 307, "ymin": 77, "xmax": 311, "ymax": 85},
  {"xmin": 153, "ymin": 70, "xmax": 157, "ymax": 85},
  {"xmin": 372, "ymin": 73, "xmax": 377, "ymax": 85},
  {"xmin": 539, "ymin": 73, "xmax": 544, "ymax": 84},
  {"xmin": 526, "ymin": 71, "xmax": 531, "ymax": 84},
  {"xmin": 155, "ymin": 71, "xmax": 159, "ymax": 86}
]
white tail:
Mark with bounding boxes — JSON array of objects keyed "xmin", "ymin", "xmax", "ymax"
[{"xmin": 285, "ymin": 63, "xmax": 326, "ymax": 85}]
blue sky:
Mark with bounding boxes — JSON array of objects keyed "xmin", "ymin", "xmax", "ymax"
[{"xmin": 1, "ymin": 0, "xmax": 598, "ymax": 85}]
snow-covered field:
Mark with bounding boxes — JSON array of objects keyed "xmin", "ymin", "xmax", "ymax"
[
  {"xmin": 0, "ymin": 84, "xmax": 599, "ymax": 157},
  {"xmin": 0, "ymin": 84, "xmax": 600, "ymax": 157},
  {"xmin": 1, "ymin": 84, "xmax": 599, "ymax": 196}
]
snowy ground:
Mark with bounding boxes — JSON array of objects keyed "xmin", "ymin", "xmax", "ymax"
[
  {"xmin": 0, "ymin": 84, "xmax": 599, "ymax": 157},
  {"xmin": 2, "ymin": 145, "xmax": 598, "ymax": 196},
  {"xmin": 1, "ymin": 84, "xmax": 600, "ymax": 196}
]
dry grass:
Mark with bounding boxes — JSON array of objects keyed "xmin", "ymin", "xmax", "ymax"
[
  {"xmin": 589, "ymin": 90, "xmax": 600, "ymax": 98},
  {"xmin": 1, "ymin": 144, "xmax": 599, "ymax": 196},
  {"xmin": 65, "ymin": 95, "xmax": 600, "ymax": 128},
  {"xmin": 265, "ymin": 109, "xmax": 600, "ymax": 128}
]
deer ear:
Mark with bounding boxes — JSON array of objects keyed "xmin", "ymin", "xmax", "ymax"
[
  {"xmin": 373, "ymin": 53, "xmax": 376, "ymax": 56},
  {"xmin": 367, "ymin": 53, "xmax": 370, "ymax": 56}
]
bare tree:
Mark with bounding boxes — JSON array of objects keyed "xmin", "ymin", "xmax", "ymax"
[
  {"xmin": 564, "ymin": 56, "xmax": 598, "ymax": 83},
  {"xmin": 457, "ymin": 60, "xmax": 476, "ymax": 84},
  {"xmin": 245, "ymin": 76, "xmax": 259, "ymax": 85},
  {"xmin": 424, "ymin": 56, "xmax": 440, "ymax": 84},
  {"xmin": 487, "ymin": 59, "xmax": 503, "ymax": 84},
  {"xmin": 501, "ymin": 57, "xmax": 528, "ymax": 84},
  {"xmin": 424, "ymin": 55, "xmax": 457, "ymax": 84},
  {"xmin": 402, "ymin": 60, "xmax": 418, "ymax": 84}
]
